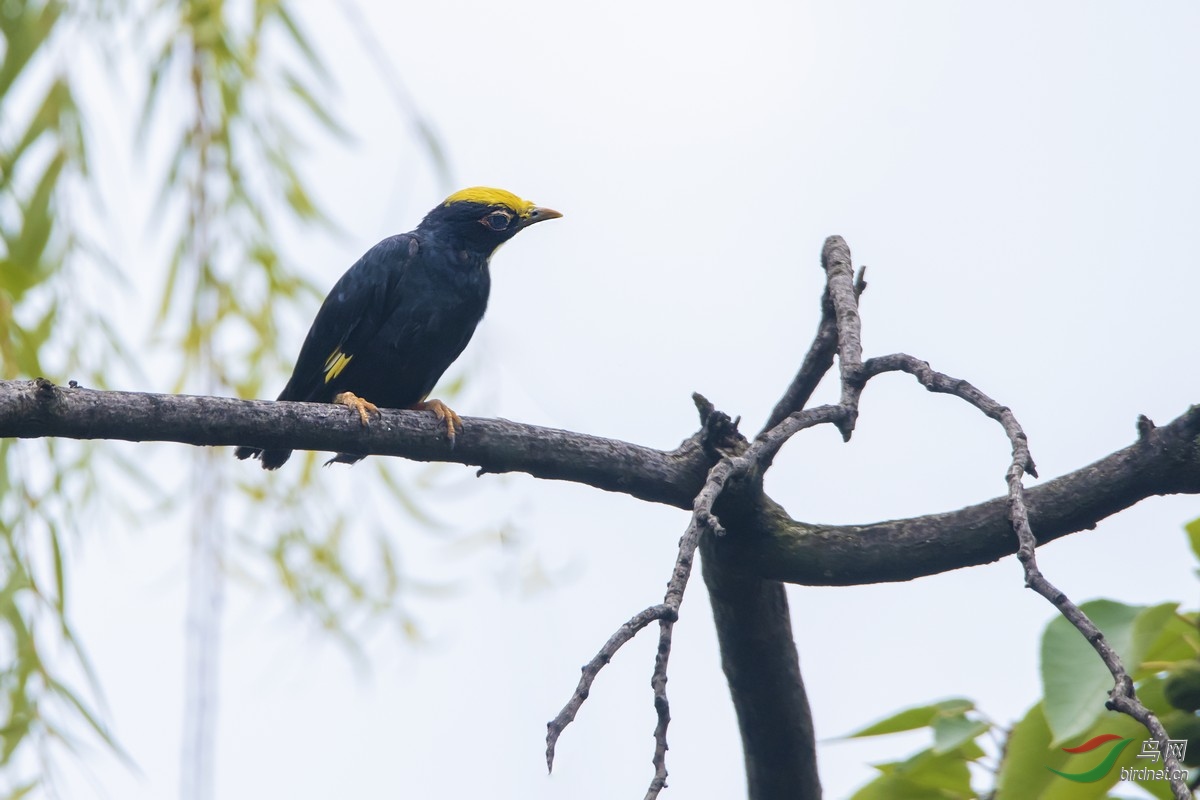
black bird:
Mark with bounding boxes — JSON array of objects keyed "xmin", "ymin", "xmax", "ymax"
[{"xmin": 235, "ymin": 187, "xmax": 561, "ymax": 469}]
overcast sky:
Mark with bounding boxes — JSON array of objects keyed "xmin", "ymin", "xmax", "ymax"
[{"xmin": 58, "ymin": 2, "xmax": 1200, "ymax": 799}]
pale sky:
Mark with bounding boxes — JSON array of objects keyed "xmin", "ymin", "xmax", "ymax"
[{"xmin": 53, "ymin": 2, "xmax": 1200, "ymax": 799}]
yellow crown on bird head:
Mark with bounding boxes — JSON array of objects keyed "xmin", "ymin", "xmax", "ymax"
[{"xmin": 443, "ymin": 187, "xmax": 540, "ymax": 218}]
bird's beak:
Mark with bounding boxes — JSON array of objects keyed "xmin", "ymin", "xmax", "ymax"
[{"xmin": 521, "ymin": 207, "xmax": 563, "ymax": 227}]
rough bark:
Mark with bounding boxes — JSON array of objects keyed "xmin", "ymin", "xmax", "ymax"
[
  {"xmin": 4, "ymin": 379, "xmax": 1197, "ymax": 588},
  {"xmin": 701, "ymin": 539, "xmax": 821, "ymax": 800}
]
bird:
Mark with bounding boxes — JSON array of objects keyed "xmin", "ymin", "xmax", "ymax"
[{"xmin": 235, "ymin": 187, "xmax": 561, "ymax": 469}]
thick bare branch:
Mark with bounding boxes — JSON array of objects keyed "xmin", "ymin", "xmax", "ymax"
[
  {"xmin": 701, "ymin": 543, "xmax": 820, "ymax": 800},
  {"xmin": 708, "ymin": 404, "xmax": 1200, "ymax": 585},
  {"xmin": 4, "ymin": 380, "xmax": 1199, "ymax": 586},
  {"xmin": 0, "ymin": 378, "xmax": 711, "ymax": 508}
]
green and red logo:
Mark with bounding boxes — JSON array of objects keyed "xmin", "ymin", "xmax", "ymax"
[{"xmin": 1047, "ymin": 733, "xmax": 1134, "ymax": 782}]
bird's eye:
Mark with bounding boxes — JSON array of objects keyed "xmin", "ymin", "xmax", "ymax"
[{"xmin": 482, "ymin": 211, "xmax": 512, "ymax": 231}]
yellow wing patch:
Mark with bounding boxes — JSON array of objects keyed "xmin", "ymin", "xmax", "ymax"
[
  {"xmin": 443, "ymin": 187, "xmax": 537, "ymax": 218},
  {"xmin": 324, "ymin": 350, "xmax": 353, "ymax": 383}
]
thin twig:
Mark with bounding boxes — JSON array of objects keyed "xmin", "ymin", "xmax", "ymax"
[
  {"xmin": 644, "ymin": 459, "xmax": 735, "ymax": 797},
  {"xmin": 860, "ymin": 353, "xmax": 1186, "ymax": 798},
  {"xmin": 751, "ymin": 236, "xmax": 1187, "ymax": 798},
  {"xmin": 861, "ymin": 355, "xmax": 1037, "ymax": 478},
  {"xmin": 547, "ymin": 408, "xmax": 741, "ymax": 797},
  {"xmin": 760, "ymin": 265, "xmax": 866, "ymax": 436},
  {"xmin": 761, "ymin": 290, "xmax": 837, "ymax": 434},
  {"xmin": 823, "ymin": 236, "xmax": 866, "ymax": 439},
  {"xmin": 621, "ymin": 241, "xmax": 870, "ymax": 794},
  {"xmin": 545, "ymin": 602, "xmax": 674, "ymax": 771},
  {"xmin": 1009, "ymin": 466, "xmax": 1190, "ymax": 799},
  {"xmin": 549, "ymin": 233, "xmax": 1189, "ymax": 800}
]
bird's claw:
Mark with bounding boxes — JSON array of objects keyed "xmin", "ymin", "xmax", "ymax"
[
  {"xmin": 333, "ymin": 391, "xmax": 381, "ymax": 426},
  {"xmin": 414, "ymin": 398, "xmax": 463, "ymax": 442}
]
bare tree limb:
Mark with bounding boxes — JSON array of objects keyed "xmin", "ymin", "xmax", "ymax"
[
  {"xmin": 551, "ymin": 237, "xmax": 936, "ymax": 798},
  {"xmin": 547, "ymin": 398, "xmax": 749, "ymax": 797},
  {"xmin": 855, "ymin": 353, "xmax": 1188, "ymax": 797},
  {"xmin": 4, "ymin": 381, "xmax": 1198, "ymax": 588},
  {"xmin": 708, "ymin": 404, "xmax": 1200, "ymax": 585},
  {"xmin": 700, "ymin": 543, "xmax": 820, "ymax": 800},
  {"xmin": 1005, "ymin": 431, "xmax": 1189, "ymax": 797},
  {"xmin": 544, "ymin": 602, "xmax": 674, "ymax": 771},
  {"xmin": 760, "ymin": 261, "xmax": 864, "ymax": 435},
  {"xmin": 0, "ymin": 377, "xmax": 712, "ymax": 507}
]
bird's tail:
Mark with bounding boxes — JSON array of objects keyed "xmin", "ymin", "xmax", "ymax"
[{"xmin": 234, "ymin": 446, "xmax": 292, "ymax": 470}]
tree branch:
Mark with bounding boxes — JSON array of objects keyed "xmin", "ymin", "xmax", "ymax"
[
  {"xmin": 0, "ymin": 377, "xmax": 711, "ymax": 507},
  {"xmin": 4, "ymin": 381, "xmax": 1198, "ymax": 587},
  {"xmin": 700, "ymin": 541, "xmax": 820, "ymax": 800},
  {"xmin": 708, "ymin": 404, "xmax": 1200, "ymax": 585}
]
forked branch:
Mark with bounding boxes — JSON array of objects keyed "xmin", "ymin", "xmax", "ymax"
[{"xmin": 541, "ymin": 235, "xmax": 1192, "ymax": 799}]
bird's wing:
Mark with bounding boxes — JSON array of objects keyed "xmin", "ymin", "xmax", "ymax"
[{"xmin": 277, "ymin": 234, "xmax": 415, "ymax": 402}]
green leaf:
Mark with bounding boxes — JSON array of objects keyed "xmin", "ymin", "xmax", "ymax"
[
  {"xmin": 274, "ymin": 4, "xmax": 332, "ymax": 85},
  {"xmin": 4, "ymin": 779, "xmax": 41, "ymax": 800},
  {"xmin": 0, "ymin": 0, "xmax": 65, "ymax": 99},
  {"xmin": 1, "ymin": 79, "xmax": 69, "ymax": 184},
  {"xmin": 1041, "ymin": 601, "xmax": 1179, "ymax": 745},
  {"xmin": 1185, "ymin": 517, "xmax": 1200, "ymax": 564},
  {"xmin": 1140, "ymin": 611, "xmax": 1200, "ymax": 670},
  {"xmin": 999, "ymin": 692, "xmax": 1187, "ymax": 800},
  {"xmin": 9, "ymin": 148, "xmax": 67, "ymax": 286},
  {"xmin": 845, "ymin": 698, "xmax": 975, "ymax": 738},
  {"xmin": 932, "ymin": 713, "xmax": 991, "ymax": 755},
  {"xmin": 852, "ymin": 748, "xmax": 977, "ymax": 799},
  {"xmin": 284, "ymin": 71, "xmax": 351, "ymax": 140}
]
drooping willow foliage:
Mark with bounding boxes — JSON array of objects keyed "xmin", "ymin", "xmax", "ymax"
[{"xmin": 0, "ymin": 2, "xmax": 455, "ymax": 796}]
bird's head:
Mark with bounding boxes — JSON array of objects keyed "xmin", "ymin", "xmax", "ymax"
[{"xmin": 419, "ymin": 187, "xmax": 562, "ymax": 253}]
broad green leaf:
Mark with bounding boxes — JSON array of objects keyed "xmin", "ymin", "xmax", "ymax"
[
  {"xmin": 1042, "ymin": 601, "xmax": 1178, "ymax": 745},
  {"xmin": 845, "ymin": 698, "xmax": 975, "ymax": 738},
  {"xmin": 852, "ymin": 748, "xmax": 977, "ymax": 799},
  {"xmin": 1140, "ymin": 611, "xmax": 1199, "ymax": 670},
  {"xmin": 999, "ymin": 702, "xmax": 1133, "ymax": 800},
  {"xmin": 851, "ymin": 774, "xmax": 964, "ymax": 800},
  {"xmin": 932, "ymin": 713, "xmax": 991, "ymax": 755}
]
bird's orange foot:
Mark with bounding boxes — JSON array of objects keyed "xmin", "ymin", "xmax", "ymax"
[
  {"xmin": 334, "ymin": 391, "xmax": 381, "ymax": 426},
  {"xmin": 413, "ymin": 398, "xmax": 463, "ymax": 441}
]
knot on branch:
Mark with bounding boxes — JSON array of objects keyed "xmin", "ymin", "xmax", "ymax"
[
  {"xmin": 34, "ymin": 377, "xmax": 58, "ymax": 401},
  {"xmin": 32, "ymin": 378, "xmax": 67, "ymax": 419},
  {"xmin": 695, "ymin": 507, "xmax": 727, "ymax": 537},
  {"xmin": 693, "ymin": 393, "xmax": 746, "ymax": 458},
  {"xmin": 835, "ymin": 407, "xmax": 859, "ymax": 443},
  {"xmin": 1137, "ymin": 414, "xmax": 1156, "ymax": 441}
]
